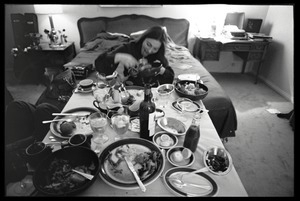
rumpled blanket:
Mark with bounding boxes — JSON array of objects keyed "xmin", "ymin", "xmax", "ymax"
[
  {"xmin": 164, "ymin": 32, "xmax": 197, "ymax": 70},
  {"xmin": 64, "ymin": 32, "xmax": 130, "ymax": 68}
]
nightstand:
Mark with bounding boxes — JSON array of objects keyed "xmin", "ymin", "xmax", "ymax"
[
  {"xmin": 193, "ymin": 37, "xmax": 270, "ymax": 84},
  {"xmin": 13, "ymin": 42, "xmax": 76, "ymax": 83},
  {"xmin": 34, "ymin": 42, "xmax": 76, "ymax": 68}
]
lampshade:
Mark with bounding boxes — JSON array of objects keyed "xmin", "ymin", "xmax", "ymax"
[
  {"xmin": 34, "ymin": 5, "xmax": 63, "ymax": 14},
  {"xmin": 224, "ymin": 12, "xmax": 245, "ymax": 30},
  {"xmin": 34, "ymin": 5, "xmax": 63, "ymax": 30}
]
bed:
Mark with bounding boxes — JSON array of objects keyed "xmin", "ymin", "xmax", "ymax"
[{"xmin": 63, "ymin": 14, "xmax": 237, "ymax": 139}]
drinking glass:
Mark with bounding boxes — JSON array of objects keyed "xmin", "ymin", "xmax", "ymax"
[
  {"xmin": 156, "ymin": 84, "xmax": 174, "ymax": 108},
  {"xmin": 177, "ymin": 98, "xmax": 193, "ymax": 122},
  {"xmin": 96, "ymin": 72, "xmax": 108, "ymax": 89},
  {"xmin": 89, "ymin": 112, "xmax": 109, "ymax": 153},
  {"xmin": 111, "ymin": 112, "xmax": 130, "ymax": 141}
]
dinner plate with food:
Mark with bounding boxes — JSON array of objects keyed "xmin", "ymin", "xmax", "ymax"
[
  {"xmin": 98, "ymin": 138, "xmax": 165, "ymax": 190},
  {"xmin": 93, "ymin": 85, "xmax": 144, "ymax": 116},
  {"xmin": 50, "ymin": 107, "xmax": 98, "ymax": 139}
]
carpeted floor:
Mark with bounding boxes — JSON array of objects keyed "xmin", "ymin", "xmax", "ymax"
[
  {"xmin": 5, "ymin": 69, "xmax": 46, "ymax": 105},
  {"xmin": 5, "ymin": 70, "xmax": 294, "ymax": 196},
  {"xmin": 212, "ymin": 73, "xmax": 294, "ymax": 197}
]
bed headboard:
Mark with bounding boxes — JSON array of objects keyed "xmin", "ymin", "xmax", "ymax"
[{"xmin": 77, "ymin": 14, "xmax": 190, "ymax": 48}]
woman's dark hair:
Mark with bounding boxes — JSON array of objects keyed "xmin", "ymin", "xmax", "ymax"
[{"xmin": 136, "ymin": 26, "xmax": 168, "ymax": 66}]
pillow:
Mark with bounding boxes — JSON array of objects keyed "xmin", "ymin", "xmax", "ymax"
[
  {"xmin": 130, "ymin": 29, "xmax": 146, "ymax": 40},
  {"xmin": 107, "ymin": 32, "xmax": 130, "ymax": 39}
]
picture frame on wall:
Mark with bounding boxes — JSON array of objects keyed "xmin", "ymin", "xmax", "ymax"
[{"xmin": 245, "ymin": 18, "xmax": 263, "ymax": 33}]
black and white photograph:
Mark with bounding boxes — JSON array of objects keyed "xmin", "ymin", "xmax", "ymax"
[{"xmin": 4, "ymin": 4, "xmax": 294, "ymax": 197}]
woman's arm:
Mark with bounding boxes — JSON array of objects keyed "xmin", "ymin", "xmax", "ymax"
[{"xmin": 95, "ymin": 42, "xmax": 139, "ymax": 76}]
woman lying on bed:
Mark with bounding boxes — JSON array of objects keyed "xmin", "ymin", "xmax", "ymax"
[{"xmin": 95, "ymin": 26, "xmax": 174, "ymax": 87}]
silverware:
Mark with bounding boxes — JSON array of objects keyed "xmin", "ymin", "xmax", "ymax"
[
  {"xmin": 52, "ymin": 113, "xmax": 89, "ymax": 116},
  {"xmin": 124, "ymin": 156, "xmax": 146, "ymax": 192},
  {"xmin": 169, "ymin": 178, "xmax": 211, "ymax": 190},
  {"xmin": 42, "ymin": 119, "xmax": 74, "ymax": 124},
  {"xmin": 72, "ymin": 169, "xmax": 94, "ymax": 180}
]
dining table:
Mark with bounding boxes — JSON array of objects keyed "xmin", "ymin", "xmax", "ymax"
[{"xmin": 39, "ymin": 83, "xmax": 248, "ymax": 197}]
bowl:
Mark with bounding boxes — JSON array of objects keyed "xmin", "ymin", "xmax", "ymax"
[
  {"xmin": 167, "ymin": 146, "xmax": 195, "ymax": 167},
  {"xmin": 153, "ymin": 131, "xmax": 178, "ymax": 149},
  {"xmin": 203, "ymin": 146, "xmax": 233, "ymax": 176},
  {"xmin": 175, "ymin": 80, "xmax": 208, "ymax": 101},
  {"xmin": 156, "ymin": 84, "xmax": 174, "ymax": 95},
  {"xmin": 33, "ymin": 146, "xmax": 100, "ymax": 196},
  {"xmin": 157, "ymin": 117, "xmax": 186, "ymax": 136}
]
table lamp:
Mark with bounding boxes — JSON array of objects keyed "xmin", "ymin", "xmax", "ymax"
[{"xmin": 34, "ymin": 4, "xmax": 63, "ymax": 46}]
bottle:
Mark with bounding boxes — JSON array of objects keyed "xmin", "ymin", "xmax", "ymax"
[
  {"xmin": 183, "ymin": 112, "xmax": 201, "ymax": 152},
  {"xmin": 139, "ymin": 83, "xmax": 156, "ymax": 141}
]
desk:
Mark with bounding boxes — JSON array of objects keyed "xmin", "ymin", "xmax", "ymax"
[
  {"xmin": 40, "ymin": 86, "xmax": 248, "ymax": 197},
  {"xmin": 13, "ymin": 42, "xmax": 76, "ymax": 83},
  {"xmin": 193, "ymin": 36, "xmax": 270, "ymax": 84}
]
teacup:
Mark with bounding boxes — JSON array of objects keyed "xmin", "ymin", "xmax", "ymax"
[
  {"xmin": 25, "ymin": 141, "xmax": 53, "ymax": 169},
  {"xmin": 79, "ymin": 79, "xmax": 94, "ymax": 91},
  {"xmin": 61, "ymin": 133, "xmax": 92, "ymax": 149}
]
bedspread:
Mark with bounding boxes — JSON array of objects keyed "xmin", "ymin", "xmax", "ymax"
[{"xmin": 165, "ymin": 37, "xmax": 237, "ymax": 138}]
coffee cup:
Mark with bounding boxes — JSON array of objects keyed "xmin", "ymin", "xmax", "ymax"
[
  {"xmin": 79, "ymin": 79, "xmax": 94, "ymax": 91},
  {"xmin": 61, "ymin": 133, "xmax": 92, "ymax": 149},
  {"xmin": 25, "ymin": 141, "xmax": 53, "ymax": 169}
]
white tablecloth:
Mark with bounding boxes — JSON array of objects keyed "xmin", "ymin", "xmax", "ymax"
[{"xmin": 41, "ymin": 88, "xmax": 248, "ymax": 197}]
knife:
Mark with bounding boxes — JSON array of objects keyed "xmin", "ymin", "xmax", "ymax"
[
  {"xmin": 124, "ymin": 156, "xmax": 146, "ymax": 192},
  {"xmin": 52, "ymin": 113, "xmax": 89, "ymax": 116}
]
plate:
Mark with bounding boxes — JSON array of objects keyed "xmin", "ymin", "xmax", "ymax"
[
  {"xmin": 163, "ymin": 167, "xmax": 218, "ymax": 197},
  {"xmin": 172, "ymin": 100, "xmax": 202, "ymax": 113},
  {"xmin": 157, "ymin": 117, "xmax": 186, "ymax": 136},
  {"xmin": 75, "ymin": 83, "xmax": 96, "ymax": 93},
  {"xmin": 178, "ymin": 74, "xmax": 200, "ymax": 81},
  {"xmin": 98, "ymin": 138, "xmax": 165, "ymax": 190},
  {"xmin": 50, "ymin": 107, "xmax": 98, "ymax": 139},
  {"xmin": 95, "ymin": 86, "xmax": 144, "ymax": 111}
]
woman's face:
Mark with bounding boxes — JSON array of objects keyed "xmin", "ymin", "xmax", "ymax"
[{"xmin": 141, "ymin": 38, "xmax": 161, "ymax": 57}]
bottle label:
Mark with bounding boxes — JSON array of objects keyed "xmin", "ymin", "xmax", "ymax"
[{"xmin": 148, "ymin": 113, "xmax": 156, "ymax": 137}]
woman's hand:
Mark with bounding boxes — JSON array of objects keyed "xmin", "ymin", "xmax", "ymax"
[{"xmin": 115, "ymin": 53, "xmax": 138, "ymax": 69}]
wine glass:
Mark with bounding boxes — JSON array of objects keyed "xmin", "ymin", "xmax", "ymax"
[
  {"xmin": 111, "ymin": 112, "xmax": 130, "ymax": 141},
  {"xmin": 177, "ymin": 97, "xmax": 193, "ymax": 122},
  {"xmin": 89, "ymin": 112, "xmax": 109, "ymax": 154},
  {"xmin": 156, "ymin": 84, "xmax": 174, "ymax": 108}
]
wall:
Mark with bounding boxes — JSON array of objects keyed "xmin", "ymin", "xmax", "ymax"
[
  {"xmin": 258, "ymin": 5, "xmax": 294, "ymax": 103},
  {"xmin": 5, "ymin": 4, "xmax": 269, "ymax": 68},
  {"xmin": 5, "ymin": 4, "xmax": 293, "ymax": 103}
]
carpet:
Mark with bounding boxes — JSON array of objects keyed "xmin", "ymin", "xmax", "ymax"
[
  {"xmin": 212, "ymin": 73, "xmax": 294, "ymax": 197},
  {"xmin": 6, "ymin": 84, "xmax": 46, "ymax": 105}
]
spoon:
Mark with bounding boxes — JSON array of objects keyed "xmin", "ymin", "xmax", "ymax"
[
  {"xmin": 72, "ymin": 169, "xmax": 94, "ymax": 180},
  {"xmin": 42, "ymin": 119, "xmax": 74, "ymax": 124},
  {"xmin": 170, "ymin": 178, "xmax": 211, "ymax": 190}
]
